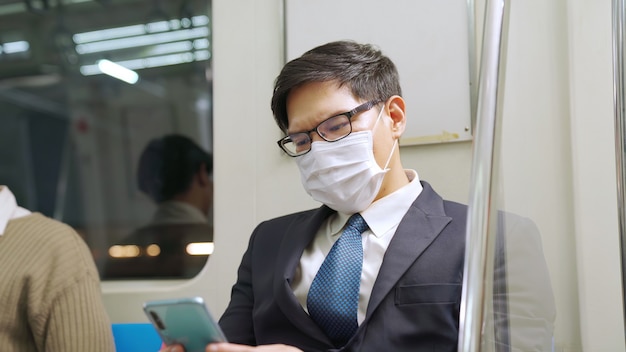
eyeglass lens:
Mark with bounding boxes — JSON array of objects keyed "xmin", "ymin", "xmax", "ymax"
[
  {"xmin": 278, "ymin": 100, "xmax": 381, "ymax": 156},
  {"xmin": 282, "ymin": 114, "xmax": 352, "ymax": 156}
]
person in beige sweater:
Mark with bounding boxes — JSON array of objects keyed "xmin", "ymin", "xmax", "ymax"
[{"xmin": 0, "ymin": 185, "xmax": 115, "ymax": 351}]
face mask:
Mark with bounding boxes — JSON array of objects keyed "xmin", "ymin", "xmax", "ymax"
[{"xmin": 295, "ymin": 106, "xmax": 397, "ymax": 214}]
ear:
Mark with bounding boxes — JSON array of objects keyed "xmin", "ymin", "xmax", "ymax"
[
  {"xmin": 386, "ymin": 95, "xmax": 406, "ymax": 139},
  {"xmin": 196, "ymin": 163, "xmax": 211, "ymax": 187}
]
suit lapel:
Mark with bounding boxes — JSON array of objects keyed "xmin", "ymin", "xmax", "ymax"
[
  {"xmin": 273, "ymin": 206, "xmax": 335, "ymax": 344},
  {"xmin": 365, "ymin": 182, "xmax": 452, "ymax": 318}
]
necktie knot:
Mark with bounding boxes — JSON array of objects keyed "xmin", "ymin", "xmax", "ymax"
[{"xmin": 346, "ymin": 213, "xmax": 368, "ymax": 234}]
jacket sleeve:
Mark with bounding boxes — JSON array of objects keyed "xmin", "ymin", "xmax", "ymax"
[{"xmin": 218, "ymin": 228, "xmax": 258, "ymax": 345}]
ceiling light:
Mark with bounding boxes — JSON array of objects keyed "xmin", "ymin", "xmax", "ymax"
[
  {"xmin": 186, "ymin": 242, "xmax": 214, "ymax": 255},
  {"xmin": 73, "ymin": 24, "xmax": 146, "ymax": 44},
  {"xmin": 75, "ymin": 27, "xmax": 208, "ymax": 54},
  {"xmin": 73, "ymin": 15, "xmax": 209, "ymax": 45},
  {"xmin": 146, "ymin": 40, "xmax": 193, "ymax": 56},
  {"xmin": 97, "ymin": 59, "xmax": 139, "ymax": 84},
  {"xmin": 2, "ymin": 40, "xmax": 30, "ymax": 54},
  {"xmin": 193, "ymin": 38, "xmax": 209, "ymax": 50},
  {"xmin": 80, "ymin": 50, "xmax": 209, "ymax": 76}
]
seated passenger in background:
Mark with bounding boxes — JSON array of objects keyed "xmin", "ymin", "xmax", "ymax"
[
  {"xmin": 103, "ymin": 134, "xmax": 214, "ymax": 279},
  {"xmin": 0, "ymin": 185, "xmax": 115, "ymax": 351}
]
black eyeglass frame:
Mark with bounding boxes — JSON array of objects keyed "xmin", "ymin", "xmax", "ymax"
[{"xmin": 276, "ymin": 100, "xmax": 382, "ymax": 157}]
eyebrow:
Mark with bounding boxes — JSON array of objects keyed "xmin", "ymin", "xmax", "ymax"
[{"xmin": 287, "ymin": 105, "xmax": 359, "ymax": 134}]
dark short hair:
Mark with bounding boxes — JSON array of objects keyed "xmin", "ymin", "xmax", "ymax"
[
  {"xmin": 270, "ymin": 40, "xmax": 402, "ymax": 133},
  {"xmin": 137, "ymin": 134, "xmax": 213, "ymax": 202}
]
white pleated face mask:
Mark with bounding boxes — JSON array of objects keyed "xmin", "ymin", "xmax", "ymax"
[{"xmin": 295, "ymin": 106, "xmax": 396, "ymax": 214}]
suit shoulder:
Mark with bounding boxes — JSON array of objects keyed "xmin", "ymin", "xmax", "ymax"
[
  {"xmin": 443, "ymin": 199, "xmax": 468, "ymax": 213},
  {"xmin": 258, "ymin": 207, "xmax": 324, "ymax": 226}
]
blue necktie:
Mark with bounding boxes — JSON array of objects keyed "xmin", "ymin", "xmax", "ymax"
[{"xmin": 307, "ymin": 213, "xmax": 368, "ymax": 346}]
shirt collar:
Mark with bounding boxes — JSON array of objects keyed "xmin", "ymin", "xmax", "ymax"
[
  {"xmin": 0, "ymin": 186, "xmax": 32, "ymax": 236},
  {"xmin": 330, "ymin": 169, "xmax": 423, "ymax": 237}
]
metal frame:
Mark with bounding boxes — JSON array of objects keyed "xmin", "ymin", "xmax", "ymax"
[
  {"xmin": 458, "ymin": 0, "xmax": 511, "ymax": 350},
  {"xmin": 467, "ymin": 0, "xmax": 478, "ymax": 132},
  {"xmin": 611, "ymin": 0, "xmax": 626, "ymax": 331}
]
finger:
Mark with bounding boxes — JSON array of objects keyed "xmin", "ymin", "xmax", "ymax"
[
  {"xmin": 206, "ymin": 342, "xmax": 249, "ymax": 352},
  {"xmin": 162, "ymin": 344, "xmax": 185, "ymax": 352}
]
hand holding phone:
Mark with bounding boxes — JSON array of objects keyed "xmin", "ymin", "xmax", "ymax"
[{"xmin": 143, "ymin": 297, "xmax": 227, "ymax": 352}]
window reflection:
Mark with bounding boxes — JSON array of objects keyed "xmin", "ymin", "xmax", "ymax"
[
  {"xmin": 0, "ymin": 0, "xmax": 213, "ymax": 280},
  {"xmin": 483, "ymin": 212, "xmax": 556, "ymax": 351},
  {"xmin": 102, "ymin": 134, "xmax": 214, "ymax": 279}
]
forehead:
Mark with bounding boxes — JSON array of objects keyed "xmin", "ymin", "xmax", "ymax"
[{"xmin": 286, "ymin": 81, "xmax": 359, "ymax": 132}]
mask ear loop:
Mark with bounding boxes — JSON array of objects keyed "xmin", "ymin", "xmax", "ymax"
[
  {"xmin": 372, "ymin": 103, "xmax": 397, "ymax": 171},
  {"xmin": 371, "ymin": 103, "xmax": 386, "ymax": 130},
  {"xmin": 382, "ymin": 139, "xmax": 397, "ymax": 170}
]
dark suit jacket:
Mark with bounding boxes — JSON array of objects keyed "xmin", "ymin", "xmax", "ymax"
[
  {"xmin": 218, "ymin": 181, "xmax": 555, "ymax": 351},
  {"xmin": 219, "ymin": 182, "xmax": 466, "ymax": 351}
]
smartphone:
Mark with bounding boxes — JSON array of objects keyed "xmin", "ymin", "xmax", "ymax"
[{"xmin": 143, "ymin": 297, "xmax": 227, "ymax": 352}]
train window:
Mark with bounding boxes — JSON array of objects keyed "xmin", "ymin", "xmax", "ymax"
[{"xmin": 0, "ymin": 0, "xmax": 213, "ymax": 280}]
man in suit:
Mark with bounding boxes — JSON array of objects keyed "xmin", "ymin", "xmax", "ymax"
[{"xmin": 161, "ymin": 40, "xmax": 554, "ymax": 352}]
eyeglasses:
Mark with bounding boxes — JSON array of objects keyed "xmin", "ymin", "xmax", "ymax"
[{"xmin": 276, "ymin": 100, "xmax": 381, "ymax": 157}]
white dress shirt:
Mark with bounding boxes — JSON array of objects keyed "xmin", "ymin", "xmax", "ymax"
[
  {"xmin": 291, "ymin": 170, "xmax": 423, "ymax": 324},
  {"xmin": 0, "ymin": 186, "xmax": 32, "ymax": 236}
]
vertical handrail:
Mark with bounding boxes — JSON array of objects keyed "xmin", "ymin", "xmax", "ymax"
[
  {"xmin": 467, "ymin": 0, "xmax": 478, "ymax": 131},
  {"xmin": 611, "ymin": 0, "xmax": 626, "ymax": 331},
  {"xmin": 458, "ymin": 0, "xmax": 511, "ymax": 351}
]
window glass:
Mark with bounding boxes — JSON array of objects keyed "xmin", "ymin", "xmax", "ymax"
[{"xmin": 0, "ymin": 0, "xmax": 213, "ymax": 280}]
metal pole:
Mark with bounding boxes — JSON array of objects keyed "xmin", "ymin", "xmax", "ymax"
[
  {"xmin": 467, "ymin": 0, "xmax": 478, "ymax": 131},
  {"xmin": 458, "ymin": 0, "xmax": 510, "ymax": 350},
  {"xmin": 611, "ymin": 0, "xmax": 626, "ymax": 332}
]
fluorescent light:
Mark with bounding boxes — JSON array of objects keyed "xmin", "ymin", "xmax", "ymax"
[
  {"xmin": 108, "ymin": 245, "xmax": 141, "ymax": 258},
  {"xmin": 79, "ymin": 65, "xmax": 100, "ymax": 76},
  {"xmin": 145, "ymin": 20, "xmax": 170, "ymax": 33},
  {"xmin": 73, "ymin": 15, "xmax": 209, "ymax": 45},
  {"xmin": 192, "ymin": 15, "xmax": 210, "ymax": 26},
  {"xmin": 3, "ymin": 41, "xmax": 29, "ymax": 54},
  {"xmin": 148, "ymin": 41, "xmax": 194, "ymax": 56},
  {"xmin": 145, "ymin": 244, "xmax": 161, "ymax": 257},
  {"xmin": 168, "ymin": 19, "xmax": 181, "ymax": 30},
  {"xmin": 97, "ymin": 59, "xmax": 139, "ymax": 84},
  {"xmin": 194, "ymin": 50, "xmax": 210, "ymax": 61},
  {"xmin": 141, "ymin": 52, "xmax": 194, "ymax": 67},
  {"xmin": 186, "ymin": 242, "xmax": 214, "ymax": 255},
  {"xmin": 73, "ymin": 24, "xmax": 146, "ymax": 44},
  {"xmin": 75, "ymin": 27, "xmax": 209, "ymax": 54},
  {"xmin": 193, "ymin": 38, "xmax": 209, "ymax": 50},
  {"xmin": 121, "ymin": 52, "xmax": 193, "ymax": 70},
  {"xmin": 80, "ymin": 50, "xmax": 210, "ymax": 77},
  {"xmin": 181, "ymin": 18, "xmax": 192, "ymax": 27}
]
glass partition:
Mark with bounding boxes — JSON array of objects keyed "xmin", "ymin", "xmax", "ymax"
[
  {"xmin": 462, "ymin": 0, "xmax": 588, "ymax": 350},
  {"xmin": 0, "ymin": 0, "xmax": 213, "ymax": 280}
]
